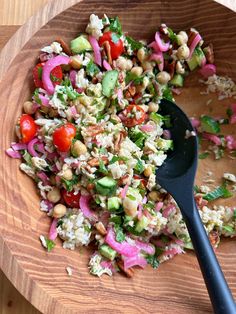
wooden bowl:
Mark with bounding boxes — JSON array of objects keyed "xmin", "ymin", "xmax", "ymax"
[{"xmin": 0, "ymin": 1, "xmax": 236, "ymax": 313}]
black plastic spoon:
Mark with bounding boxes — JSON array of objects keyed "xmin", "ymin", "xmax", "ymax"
[{"xmin": 156, "ymin": 99, "xmax": 235, "ymax": 314}]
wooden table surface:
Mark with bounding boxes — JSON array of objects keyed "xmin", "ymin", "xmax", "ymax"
[{"xmin": 0, "ymin": 0, "xmax": 234, "ymax": 313}]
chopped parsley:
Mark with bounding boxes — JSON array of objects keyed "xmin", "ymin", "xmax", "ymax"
[
  {"xmin": 167, "ymin": 27, "xmax": 177, "ymax": 42},
  {"xmin": 125, "ymin": 71, "xmax": 144, "ymax": 85},
  {"xmin": 109, "ymin": 16, "xmax": 122, "ymax": 35},
  {"xmin": 146, "ymin": 254, "xmax": 159, "ymax": 269},
  {"xmin": 198, "ymin": 152, "xmax": 210, "ymax": 159},
  {"xmin": 162, "ymin": 86, "xmax": 173, "ymax": 101},
  {"xmin": 129, "ymin": 129, "xmax": 148, "ymax": 149},
  {"xmin": 86, "ymin": 60, "xmax": 100, "ymax": 77},
  {"xmin": 126, "ymin": 35, "xmax": 143, "ymax": 51},
  {"xmin": 61, "ymin": 174, "xmax": 79, "ymax": 191},
  {"xmin": 114, "ymin": 225, "xmax": 126, "ymax": 243},
  {"xmin": 45, "ymin": 237, "xmax": 55, "ymax": 252},
  {"xmin": 134, "ymin": 159, "xmax": 145, "ymax": 174},
  {"xmin": 98, "ymin": 159, "xmax": 108, "ymax": 174}
]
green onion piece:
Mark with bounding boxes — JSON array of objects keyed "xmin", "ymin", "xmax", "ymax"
[
  {"xmin": 198, "ymin": 152, "xmax": 210, "ymax": 159},
  {"xmin": 200, "ymin": 115, "xmax": 220, "ymax": 134},
  {"xmin": 203, "ymin": 184, "xmax": 232, "ymax": 201}
]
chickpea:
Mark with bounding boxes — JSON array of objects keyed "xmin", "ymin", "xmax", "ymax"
[
  {"xmin": 48, "ymin": 108, "xmax": 58, "ymax": 118},
  {"xmin": 148, "ymin": 102, "xmax": 159, "ymax": 113},
  {"xmin": 62, "ymin": 168, "xmax": 73, "ymax": 181},
  {"xmin": 156, "ymin": 71, "xmax": 171, "ymax": 85},
  {"xmin": 123, "ymin": 197, "xmax": 138, "ymax": 217},
  {"xmin": 50, "ymin": 174, "xmax": 56, "ymax": 186},
  {"xmin": 53, "ymin": 204, "xmax": 67, "ymax": 218},
  {"xmin": 176, "ymin": 61, "xmax": 185, "ymax": 75},
  {"xmin": 72, "ymin": 140, "xmax": 87, "ymax": 157},
  {"xmin": 148, "ymin": 191, "xmax": 159, "ymax": 202},
  {"xmin": 144, "ymin": 166, "xmax": 153, "ymax": 177},
  {"xmin": 176, "ymin": 44, "xmax": 190, "ymax": 60},
  {"xmin": 116, "ymin": 56, "xmax": 133, "ymax": 71},
  {"xmin": 176, "ymin": 31, "xmax": 188, "ymax": 45},
  {"xmin": 131, "ymin": 66, "xmax": 143, "ymax": 77},
  {"xmin": 141, "ymin": 61, "xmax": 153, "ymax": 71},
  {"xmin": 41, "ymin": 105, "xmax": 49, "ymax": 114},
  {"xmin": 23, "ymin": 101, "xmax": 35, "ymax": 114},
  {"xmin": 136, "ymin": 76, "xmax": 149, "ymax": 93},
  {"xmin": 137, "ymin": 47, "xmax": 147, "ymax": 63},
  {"xmin": 47, "ymin": 187, "xmax": 61, "ymax": 203}
]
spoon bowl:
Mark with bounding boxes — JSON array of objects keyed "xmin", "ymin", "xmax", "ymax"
[{"xmin": 156, "ymin": 99, "xmax": 236, "ymax": 314}]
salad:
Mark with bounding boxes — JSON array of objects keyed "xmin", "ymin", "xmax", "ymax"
[{"xmin": 6, "ymin": 14, "xmax": 236, "ymax": 277}]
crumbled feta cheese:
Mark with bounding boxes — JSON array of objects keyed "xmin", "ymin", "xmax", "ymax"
[
  {"xmin": 223, "ymin": 173, "xmax": 236, "ymax": 183},
  {"xmin": 147, "ymin": 173, "xmax": 156, "ymax": 190},
  {"xmin": 41, "ymin": 41, "xmax": 63, "ymax": 54},
  {"xmin": 89, "ymin": 253, "xmax": 112, "ymax": 277},
  {"xmin": 149, "ymin": 152, "xmax": 167, "ymax": 166},
  {"xmin": 20, "ymin": 163, "xmax": 35, "ymax": 178},
  {"xmin": 66, "ymin": 266, "xmax": 73, "ymax": 276},
  {"xmin": 108, "ymin": 161, "xmax": 127, "ymax": 179},
  {"xmin": 185, "ymin": 129, "xmax": 196, "ymax": 139},
  {"xmin": 76, "ymin": 69, "xmax": 89, "ymax": 89},
  {"xmin": 31, "ymin": 157, "xmax": 48, "ymax": 170},
  {"xmin": 86, "ymin": 14, "xmax": 104, "ymax": 39}
]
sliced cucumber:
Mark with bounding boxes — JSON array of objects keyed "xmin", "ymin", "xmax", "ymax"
[
  {"xmin": 102, "ymin": 70, "xmax": 119, "ymax": 97},
  {"xmin": 70, "ymin": 35, "xmax": 92, "ymax": 54},
  {"xmin": 107, "ymin": 197, "xmax": 121, "ymax": 211},
  {"xmin": 170, "ymin": 74, "xmax": 184, "ymax": 87},
  {"xmin": 200, "ymin": 115, "xmax": 220, "ymax": 134},
  {"xmin": 95, "ymin": 176, "xmax": 117, "ymax": 196},
  {"xmin": 135, "ymin": 216, "xmax": 149, "ymax": 233},
  {"xmin": 156, "ymin": 138, "xmax": 173, "ymax": 151},
  {"xmin": 99, "ymin": 244, "xmax": 117, "ymax": 260}
]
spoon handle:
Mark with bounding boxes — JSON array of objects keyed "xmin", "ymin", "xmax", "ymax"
[{"xmin": 183, "ymin": 201, "xmax": 236, "ymax": 314}]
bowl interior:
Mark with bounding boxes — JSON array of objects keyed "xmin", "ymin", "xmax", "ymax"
[{"xmin": 0, "ymin": 1, "xmax": 236, "ymax": 313}]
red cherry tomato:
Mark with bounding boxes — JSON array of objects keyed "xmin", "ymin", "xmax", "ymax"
[
  {"xmin": 19, "ymin": 114, "xmax": 37, "ymax": 143},
  {"xmin": 53, "ymin": 123, "xmax": 76, "ymax": 152},
  {"xmin": 32, "ymin": 63, "xmax": 63, "ymax": 88},
  {"xmin": 99, "ymin": 31, "xmax": 124, "ymax": 59},
  {"xmin": 62, "ymin": 189, "xmax": 81, "ymax": 208},
  {"xmin": 121, "ymin": 105, "xmax": 146, "ymax": 128}
]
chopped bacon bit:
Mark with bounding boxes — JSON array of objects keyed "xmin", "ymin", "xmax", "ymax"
[{"xmin": 87, "ymin": 156, "xmax": 108, "ymax": 167}]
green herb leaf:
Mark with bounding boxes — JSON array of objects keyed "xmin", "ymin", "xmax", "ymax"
[
  {"xmin": 45, "ymin": 238, "xmax": 55, "ymax": 252},
  {"xmin": 222, "ymin": 225, "xmax": 234, "ymax": 233},
  {"xmin": 109, "ymin": 16, "xmax": 122, "ymax": 35},
  {"xmin": 226, "ymin": 108, "xmax": 233, "ymax": 118},
  {"xmin": 125, "ymin": 71, "xmax": 144, "ymax": 85},
  {"xmin": 233, "ymin": 209, "xmax": 236, "ymax": 219},
  {"xmin": 61, "ymin": 174, "xmax": 79, "ymax": 191},
  {"xmin": 126, "ymin": 35, "xmax": 143, "ymax": 51},
  {"xmin": 127, "ymin": 194, "xmax": 136, "ymax": 201},
  {"xmin": 109, "ymin": 215, "xmax": 122, "ymax": 225},
  {"xmin": 98, "ymin": 159, "xmax": 108, "ymax": 174},
  {"xmin": 134, "ymin": 159, "xmax": 144, "ymax": 174},
  {"xmin": 200, "ymin": 115, "xmax": 220, "ymax": 134},
  {"xmin": 86, "ymin": 60, "xmax": 100, "ymax": 77},
  {"xmin": 129, "ymin": 129, "xmax": 148, "ymax": 149},
  {"xmin": 162, "ymin": 86, "xmax": 173, "ymax": 101},
  {"xmin": 33, "ymin": 88, "xmax": 42, "ymax": 105},
  {"xmin": 146, "ymin": 254, "xmax": 159, "ymax": 269},
  {"xmin": 198, "ymin": 152, "xmax": 210, "ymax": 159},
  {"xmin": 194, "ymin": 185, "xmax": 200, "ymax": 193},
  {"xmin": 110, "ymin": 156, "xmax": 128, "ymax": 164},
  {"xmin": 167, "ymin": 27, "xmax": 177, "ymax": 42},
  {"xmin": 114, "ymin": 225, "xmax": 125, "ymax": 243},
  {"xmin": 203, "ymin": 184, "xmax": 232, "ymax": 201}
]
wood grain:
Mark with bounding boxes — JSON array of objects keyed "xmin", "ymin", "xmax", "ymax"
[
  {"xmin": 0, "ymin": 0, "xmax": 49, "ymax": 25},
  {"xmin": 0, "ymin": 1, "xmax": 236, "ymax": 314}
]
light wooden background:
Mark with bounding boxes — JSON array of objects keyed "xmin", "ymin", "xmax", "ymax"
[{"xmin": 0, "ymin": 0, "xmax": 234, "ymax": 314}]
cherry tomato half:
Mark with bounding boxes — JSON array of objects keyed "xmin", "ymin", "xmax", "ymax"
[
  {"xmin": 62, "ymin": 189, "xmax": 80, "ymax": 208},
  {"xmin": 32, "ymin": 63, "xmax": 63, "ymax": 88},
  {"xmin": 121, "ymin": 104, "xmax": 146, "ymax": 128},
  {"xmin": 53, "ymin": 123, "xmax": 76, "ymax": 152},
  {"xmin": 99, "ymin": 31, "xmax": 124, "ymax": 60},
  {"xmin": 19, "ymin": 114, "xmax": 37, "ymax": 143}
]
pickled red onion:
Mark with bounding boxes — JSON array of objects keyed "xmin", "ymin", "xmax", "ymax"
[{"xmin": 89, "ymin": 35, "xmax": 102, "ymax": 67}]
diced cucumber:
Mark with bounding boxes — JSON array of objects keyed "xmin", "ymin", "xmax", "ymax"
[
  {"xmin": 95, "ymin": 176, "xmax": 117, "ymax": 196},
  {"xmin": 102, "ymin": 70, "xmax": 119, "ymax": 97},
  {"xmin": 187, "ymin": 47, "xmax": 205, "ymax": 71},
  {"xmin": 135, "ymin": 216, "xmax": 149, "ymax": 233},
  {"xmin": 156, "ymin": 138, "xmax": 173, "ymax": 151},
  {"xmin": 170, "ymin": 74, "xmax": 184, "ymax": 87},
  {"xmin": 187, "ymin": 53, "xmax": 199, "ymax": 71},
  {"xmin": 99, "ymin": 244, "xmax": 117, "ymax": 260},
  {"xmin": 200, "ymin": 115, "xmax": 220, "ymax": 134},
  {"xmin": 70, "ymin": 35, "xmax": 92, "ymax": 54},
  {"xmin": 107, "ymin": 197, "xmax": 121, "ymax": 211}
]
